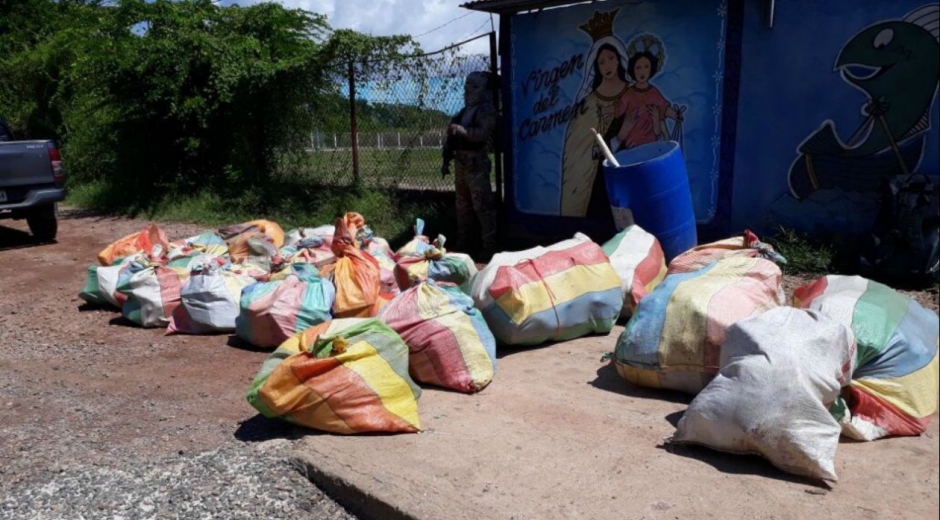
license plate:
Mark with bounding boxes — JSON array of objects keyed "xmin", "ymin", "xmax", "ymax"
[{"xmin": 0, "ymin": 190, "xmax": 7, "ymax": 202}]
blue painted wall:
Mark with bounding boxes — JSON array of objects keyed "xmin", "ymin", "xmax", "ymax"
[
  {"xmin": 731, "ymin": 1, "xmax": 939, "ymax": 238},
  {"xmin": 507, "ymin": 0, "xmax": 728, "ymax": 224}
]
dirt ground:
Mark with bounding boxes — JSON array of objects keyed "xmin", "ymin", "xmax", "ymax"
[{"xmin": 0, "ymin": 208, "xmax": 937, "ymax": 519}]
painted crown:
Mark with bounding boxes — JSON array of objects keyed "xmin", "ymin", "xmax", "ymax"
[{"xmin": 579, "ymin": 9, "xmax": 619, "ymax": 42}]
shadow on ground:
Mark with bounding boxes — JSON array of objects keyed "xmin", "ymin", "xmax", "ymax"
[
  {"xmin": 0, "ymin": 224, "xmax": 54, "ymax": 252},
  {"xmin": 234, "ymin": 414, "xmax": 299, "ymax": 443},
  {"xmin": 658, "ymin": 441, "xmax": 831, "ymax": 489},
  {"xmin": 590, "ymin": 362, "xmax": 693, "ymax": 405}
]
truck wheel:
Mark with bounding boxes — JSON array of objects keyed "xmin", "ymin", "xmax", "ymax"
[{"xmin": 27, "ymin": 204, "xmax": 58, "ymax": 242}]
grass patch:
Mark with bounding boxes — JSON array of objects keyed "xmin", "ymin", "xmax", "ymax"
[
  {"xmin": 765, "ymin": 227, "xmax": 835, "ymax": 275},
  {"xmin": 66, "ymin": 178, "xmax": 459, "ymax": 250}
]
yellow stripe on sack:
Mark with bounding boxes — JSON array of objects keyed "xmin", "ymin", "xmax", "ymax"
[
  {"xmin": 645, "ymin": 263, "xmax": 668, "ymax": 294},
  {"xmin": 658, "ymin": 258, "xmax": 760, "ymax": 370},
  {"xmin": 496, "ymin": 263, "xmax": 621, "ymax": 324},
  {"xmin": 335, "ymin": 341, "xmax": 421, "ymax": 428},
  {"xmin": 852, "ymin": 351, "xmax": 940, "ymax": 419},
  {"xmin": 415, "ymin": 283, "xmax": 453, "ymax": 321},
  {"xmin": 257, "ymin": 354, "xmax": 337, "ymax": 420},
  {"xmin": 615, "ymin": 360, "xmax": 662, "ymax": 389}
]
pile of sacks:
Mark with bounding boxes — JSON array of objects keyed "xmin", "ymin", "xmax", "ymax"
[
  {"xmin": 78, "ymin": 215, "xmax": 504, "ymax": 435},
  {"xmin": 606, "ymin": 229, "xmax": 939, "ymax": 482}
]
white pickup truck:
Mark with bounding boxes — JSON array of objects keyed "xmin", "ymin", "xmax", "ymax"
[{"xmin": 0, "ymin": 116, "xmax": 66, "ymax": 241}]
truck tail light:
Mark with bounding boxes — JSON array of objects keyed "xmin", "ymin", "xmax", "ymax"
[{"xmin": 49, "ymin": 146, "xmax": 64, "ymax": 184}]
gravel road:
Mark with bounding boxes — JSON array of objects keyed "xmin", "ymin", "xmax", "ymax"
[{"xmin": 0, "ymin": 209, "xmax": 358, "ymax": 520}]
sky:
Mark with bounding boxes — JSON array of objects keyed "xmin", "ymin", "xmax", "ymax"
[{"xmin": 222, "ymin": 0, "xmax": 496, "ymax": 55}]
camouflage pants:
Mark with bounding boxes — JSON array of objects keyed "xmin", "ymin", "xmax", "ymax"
[{"xmin": 454, "ymin": 152, "xmax": 497, "ymax": 253}]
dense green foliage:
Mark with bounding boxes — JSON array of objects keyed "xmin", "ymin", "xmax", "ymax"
[{"xmin": 0, "ymin": 0, "xmax": 430, "ymax": 208}]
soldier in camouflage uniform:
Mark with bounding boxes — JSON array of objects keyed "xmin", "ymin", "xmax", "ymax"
[{"xmin": 445, "ymin": 71, "xmax": 498, "ymax": 256}]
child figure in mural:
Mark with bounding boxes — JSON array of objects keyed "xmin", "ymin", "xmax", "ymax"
[
  {"xmin": 609, "ymin": 35, "xmax": 685, "ymax": 153},
  {"xmin": 560, "ymin": 9, "xmax": 632, "ymax": 218},
  {"xmin": 560, "ymin": 12, "xmax": 685, "ymax": 218}
]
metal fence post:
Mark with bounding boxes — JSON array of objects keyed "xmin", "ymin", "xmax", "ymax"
[
  {"xmin": 489, "ymin": 31, "xmax": 503, "ymax": 204},
  {"xmin": 348, "ymin": 61, "xmax": 360, "ymax": 184}
]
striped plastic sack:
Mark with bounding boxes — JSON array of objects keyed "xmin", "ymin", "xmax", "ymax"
[
  {"xmin": 278, "ymin": 236, "xmax": 335, "ymax": 269},
  {"xmin": 320, "ymin": 216, "xmax": 384, "ymax": 318},
  {"xmin": 284, "ymin": 225, "xmax": 334, "ymax": 248},
  {"xmin": 166, "ymin": 253, "xmax": 228, "ymax": 272},
  {"xmin": 396, "ymin": 218, "xmax": 433, "ymax": 258},
  {"xmin": 668, "ymin": 229, "xmax": 787, "ymax": 275},
  {"xmin": 222, "ymin": 261, "xmax": 270, "ymax": 282},
  {"xmin": 794, "ymin": 275, "xmax": 939, "ymax": 441},
  {"xmin": 167, "ymin": 232, "xmax": 229, "ymax": 262},
  {"xmin": 246, "ymin": 318, "xmax": 422, "ymax": 434},
  {"xmin": 380, "ymin": 281, "xmax": 497, "ymax": 393},
  {"xmin": 79, "ymin": 253, "xmax": 148, "ymax": 309},
  {"xmin": 166, "ymin": 264, "xmax": 256, "ymax": 335},
  {"xmin": 613, "ymin": 257, "xmax": 785, "ymax": 394},
  {"xmin": 235, "ymin": 269, "xmax": 336, "ymax": 349},
  {"xmin": 269, "ymin": 262, "xmax": 320, "ymax": 283},
  {"xmin": 670, "ymin": 307, "xmax": 857, "ymax": 482},
  {"xmin": 394, "ymin": 235, "xmax": 477, "ymax": 293},
  {"xmin": 218, "ymin": 219, "xmax": 285, "ymax": 263},
  {"xmin": 117, "ymin": 263, "xmax": 190, "ymax": 328},
  {"xmin": 471, "ymin": 233, "xmax": 623, "ymax": 346},
  {"xmin": 601, "ymin": 225, "xmax": 668, "ymax": 319},
  {"xmin": 372, "ymin": 250, "xmax": 401, "ymax": 299},
  {"xmin": 97, "ymin": 223, "xmax": 169, "ymax": 266}
]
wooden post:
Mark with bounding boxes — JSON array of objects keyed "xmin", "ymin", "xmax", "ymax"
[{"xmin": 348, "ymin": 62, "xmax": 360, "ymax": 183}]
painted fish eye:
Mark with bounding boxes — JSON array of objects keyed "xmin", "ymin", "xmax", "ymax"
[{"xmin": 873, "ymin": 28, "xmax": 894, "ymax": 49}]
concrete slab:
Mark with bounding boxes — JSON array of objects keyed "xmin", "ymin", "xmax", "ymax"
[{"xmin": 291, "ymin": 327, "xmax": 940, "ymax": 520}]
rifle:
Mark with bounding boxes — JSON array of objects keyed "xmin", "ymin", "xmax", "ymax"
[{"xmin": 440, "ymin": 109, "xmax": 465, "ymax": 179}]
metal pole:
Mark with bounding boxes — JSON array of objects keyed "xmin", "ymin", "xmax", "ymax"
[
  {"xmin": 489, "ymin": 31, "xmax": 503, "ymax": 203},
  {"xmin": 348, "ymin": 62, "xmax": 360, "ymax": 183}
]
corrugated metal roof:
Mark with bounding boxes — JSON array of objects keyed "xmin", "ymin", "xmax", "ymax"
[{"xmin": 460, "ymin": 0, "xmax": 598, "ymax": 15}]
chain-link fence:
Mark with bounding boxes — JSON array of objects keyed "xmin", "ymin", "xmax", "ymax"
[{"xmin": 304, "ymin": 33, "xmax": 500, "ymax": 192}]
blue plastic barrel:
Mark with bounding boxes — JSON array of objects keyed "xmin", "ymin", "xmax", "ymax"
[{"xmin": 603, "ymin": 141, "xmax": 697, "ymax": 262}]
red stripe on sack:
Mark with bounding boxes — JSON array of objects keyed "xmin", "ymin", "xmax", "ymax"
[
  {"xmin": 793, "ymin": 276, "xmax": 829, "ymax": 308},
  {"xmin": 293, "ymin": 356, "xmax": 419, "ymax": 433},
  {"xmin": 156, "ymin": 268, "xmax": 184, "ymax": 323},
  {"xmin": 631, "ymin": 241, "xmax": 666, "ymax": 307},
  {"xmin": 845, "ymin": 385, "xmax": 932, "ymax": 437},
  {"xmin": 399, "ymin": 311, "xmax": 471, "ymax": 391},
  {"xmin": 489, "ymin": 242, "xmax": 608, "ymax": 301}
]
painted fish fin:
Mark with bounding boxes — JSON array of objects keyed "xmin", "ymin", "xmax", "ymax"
[
  {"xmin": 799, "ymin": 123, "xmax": 850, "ymax": 155},
  {"xmin": 904, "ymin": 4, "xmax": 939, "ymax": 41},
  {"xmin": 898, "ymin": 110, "xmax": 933, "ymax": 142}
]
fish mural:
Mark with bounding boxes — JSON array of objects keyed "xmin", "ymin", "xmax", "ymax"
[{"xmin": 788, "ymin": 4, "xmax": 939, "ymax": 200}]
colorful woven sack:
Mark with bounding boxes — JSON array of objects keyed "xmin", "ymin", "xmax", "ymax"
[
  {"xmin": 218, "ymin": 219, "xmax": 285, "ymax": 262},
  {"xmin": 794, "ymin": 275, "xmax": 939, "ymax": 441},
  {"xmin": 380, "ymin": 281, "xmax": 497, "ymax": 393},
  {"xmin": 601, "ymin": 225, "xmax": 667, "ymax": 319},
  {"xmin": 117, "ymin": 262, "xmax": 190, "ymax": 328},
  {"xmin": 79, "ymin": 253, "xmax": 148, "ymax": 309},
  {"xmin": 246, "ymin": 318, "xmax": 421, "ymax": 434},
  {"xmin": 284, "ymin": 225, "xmax": 335, "ymax": 248},
  {"xmin": 372, "ymin": 250, "xmax": 401, "ymax": 299},
  {"xmin": 167, "ymin": 232, "xmax": 229, "ymax": 261},
  {"xmin": 613, "ymin": 257, "xmax": 785, "ymax": 394},
  {"xmin": 667, "ymin": 229, "xmax": 787, "ymax": 275},
  {"xmin": 471, "ymin": 233, "xmax": 623, "ymax": 346},
  {"xmin": 235, "ymin": 267, "xmax": 336, "ymax": 349},
  {"xmin": 320, "ymin": 216, "xmax": 383, "ymax": 318},
  {"xmin": 97, "ymin": 223, "xmax": 169, "ymax": 266},
  {"xmin": 166, "ymin": 264, "xmax": 256, "ymax": 335},
  {"xmin": 394, "ymin": 233, "xmax": 476, "ymax": 293},
  {"xmin": 279, "ymin": 235, "xmax": 335, "ymax": 269}
]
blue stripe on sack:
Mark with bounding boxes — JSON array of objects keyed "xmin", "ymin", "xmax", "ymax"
[
  {"xmin": 616, "ymin": 263, "xmax": 718, "ymax": 368},
  {"xmin": 441, "ymin": 284, "xmax": 498, "ymax": 365},
  {"xmin": 295, "ymin": 278, "xmax": 336, "ymax": 332},
  {"xmin": 483, "ymin": 287, "xmax": 623, "ymax": 345},
  {"xmin": 855, "ymin": 298, "xmax": 940, "ymax": 380}
]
